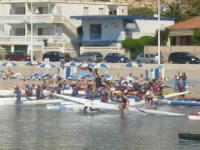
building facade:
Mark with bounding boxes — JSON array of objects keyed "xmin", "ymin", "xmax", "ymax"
[
  {"xmin": 0, "ymin": 0, "xmax": 128, "ymax": 60},
  {"xmin": 72, "ymin": 15, "xmax": 174, "ymax": 56}
]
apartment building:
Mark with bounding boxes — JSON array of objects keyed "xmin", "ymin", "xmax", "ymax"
[{"xmin": 0, "ymin": 0, "xmax": 128, "ymax": 60}]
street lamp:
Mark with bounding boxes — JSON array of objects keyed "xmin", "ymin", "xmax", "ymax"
[
  {"xmin": 157, "ymin": 0, "xmax": 161, "ymax": 65},
  {"xmin": 30, "ymin": 0, "xmax": 34, "ymax": 61}
]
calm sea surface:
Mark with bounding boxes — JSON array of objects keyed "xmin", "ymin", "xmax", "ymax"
[{"xmin": 0, "ymin": 105, "xmax": 200, "ymax": 150}]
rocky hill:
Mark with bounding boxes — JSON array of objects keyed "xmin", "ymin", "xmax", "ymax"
[{"xmin": 111, "ymin": 0, "xmax": 190, "ymax": 9}]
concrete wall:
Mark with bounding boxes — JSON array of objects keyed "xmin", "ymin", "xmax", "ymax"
[{"xmin": 144, "ymin": 45, "xmax": 200, "ymax": 60}]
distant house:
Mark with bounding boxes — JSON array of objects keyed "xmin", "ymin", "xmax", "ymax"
[
  {"xmin": 71, "ymin": 15, "xmax": 174, "ymax": 56},
  {"xmin": 168, "ymin": 16, "xmax": 200, "ymax": 46}
]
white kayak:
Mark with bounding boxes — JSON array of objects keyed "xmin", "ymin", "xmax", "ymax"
[
  {"xmin": 53, "ymin": 94, "xmax": 185, "ymax": 116},
  {"xmin": 0, "ymin": 96, "xmax": 62, "ymax": 106}
]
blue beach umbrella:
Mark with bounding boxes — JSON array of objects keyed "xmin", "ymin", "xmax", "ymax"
[
  {"xmin": 26, "ymin": 61, "xmax": 40, "ymax": 66},
  {"xmin": 94, "ymin": 63, "xmax": 109, "ymax": 69},
  {"xmin": 1, "ymin": 62, "xmax": 17, "ymax": 67},
  {"xmin": 64, "ymin": 61, "xmax": 79, "ymax": 67},
  {"xmin": 38, "ymin": 63, "xmax": 55, "ymax": 69},
  {"xmin": 125, "ymin": 61, "xmax": 143, "ymax": 67},
  {"xmin": 79, "ymin": 62, "xmax": 89, "ymax": 68}
]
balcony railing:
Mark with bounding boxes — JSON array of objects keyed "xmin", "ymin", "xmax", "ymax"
[
  {"xmin": 0, "ymin": 36, "xmax": 65, "ymax": 45},
  {"xmin": 0, "ymin": 14, "xmax": 54, "ymax": 24}
]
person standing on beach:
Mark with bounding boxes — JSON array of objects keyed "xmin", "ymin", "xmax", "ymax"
[
  {"xmin": 14, "ymin": 85, "xmax": 22, "ymax": 104},
  {"xmin": 175, "ymin": 71, "xmax": 181, "ymax": 91},
  {"xmin": 181, "ymin": 72, "xmax": 187, "ymax": 92}
]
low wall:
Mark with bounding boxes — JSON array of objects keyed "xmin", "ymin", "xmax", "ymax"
[{"xmin": 144, "ymin": 46, "xmax": 200, "ymax": 60}]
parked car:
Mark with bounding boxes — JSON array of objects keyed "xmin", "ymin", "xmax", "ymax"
[
  {"xmin": 77, "ymin": 52, "xmax": 103, "ymax": 62},
  {"xmin": 168, "ymin": 52, "xmax": 200, "ymax": 64},
  {"xmin": 136, "ymin": 53, "xmax": 164, "ymax": 64},
  {"xmin": 5, "ymin": 52, "xmax": 31, "ymax": 61},
  {"xmin": 43, "ymin": 51, "xmax": 72, "ymax": 62},
  {"xmin": 104, "ymin": 53, "xmax": 130, "ymax": 63}
]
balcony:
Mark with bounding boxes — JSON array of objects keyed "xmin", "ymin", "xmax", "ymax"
[
  {"xmin": 0, "ymin": 14, "xmax": 54, "ymax": 24},
  {"xmin": 0, "ymin": 36, "xmax": 64, "ymax": 45}
]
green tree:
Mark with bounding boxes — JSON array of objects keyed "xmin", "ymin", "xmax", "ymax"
[
  {"xmin": 154, "ymin": 29, "xmax": 169, "ymax": 45},
  {"xmin": 122, "ymin": 36, "xmax": 155, "ymax": 59},
  {"xmin": 128, "ymin": 7, "xmax": 154, "ymax": 16},
  {"xmin": 187, "ymin": 0, "xmax": 200, "ymax": 17},
  {"xmin": 192, "ymin": 28, "xmax": 200, "ymax": 45},
  {"xmin": 161, "ymin": 1, "xmax": 189, "ymax": 22}
]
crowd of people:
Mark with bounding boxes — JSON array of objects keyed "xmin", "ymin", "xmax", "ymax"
[{"xmin": 14, "ymin": 68, "xmax": 165, "ymax": 110}]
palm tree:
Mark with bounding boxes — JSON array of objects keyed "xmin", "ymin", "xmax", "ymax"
[
  {"xmin": 161, "ymin": 1, "xmax": 189, "ymax": 22},
  {"xmin": 188, "ymin": 0, "xmax": 200, "ymax": 17}
]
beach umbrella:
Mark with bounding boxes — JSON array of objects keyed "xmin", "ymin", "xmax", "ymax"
[
  {"xmin": 71, "ymin": 70, "xmax": 95, "ymax": 80},
  {"xmin": 125, "ymin": 61, "xmax": 143, "ymax": 67},
  {"xmin": 1, "ymin": 62, "xmax": 17, "ymax": 67},
  {"xmin": 94, "ymin": 63, "xmax": 109, "ymax": 69},
  {"xmin": 25, "ymin": 61, "xmax": 40, "ymax": 66},
  {"xmin": 38, "ymin": 63, "xmax": 55, "ymax": 69},
  {"xmin": 88, "ymin": 63, "xmax": 94, "ymax": 69},
  {"xmin": 64, "ymin": 61, "xmax": 79, "ymax": 67},
  {"xmin": 79, "ymin": 62, "xmax": 89, "ymax": 68}
]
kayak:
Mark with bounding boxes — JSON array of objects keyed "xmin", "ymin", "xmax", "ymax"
[
  {"xmin": 168, "ymin": 100, "xmax": 200, "ymax": 106},
  {"xmin": 188, "ymin": 113, "xmax": 200, "ymax": 120},
  {"xmin": 178, "ymin": 133, "xmax": 200, "ymax": 141},
  {"xmin": 53, "ymin": 94, "xmax": 185, "ymax": 116}
]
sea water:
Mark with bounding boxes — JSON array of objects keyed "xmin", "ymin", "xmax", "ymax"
[{"xmin": 0, "ymin": 105, "xmax": 199, "ymax": 150}]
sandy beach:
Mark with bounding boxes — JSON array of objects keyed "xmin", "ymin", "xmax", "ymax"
[{"xmin": 0, "ymin": 63, "xmax": 199, "ymax": 98}]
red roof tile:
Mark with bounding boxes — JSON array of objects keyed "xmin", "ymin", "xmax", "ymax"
[{"xmin": 169, "ymin": 16, "xmax": 200, "ymax": 30}]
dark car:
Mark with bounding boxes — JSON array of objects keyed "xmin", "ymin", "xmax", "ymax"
[
  {"xmin": 104, "ymin": 53, "xmax": 130, "ymax": 63},
  {"xmin": 5, "ymin": 52, "xmax": 31, "ymax": 61},
  {"xmin": 77, "ymin": 52, "xmax": 103, "ymax": 62},
  {"xmin": 43, "ymin": 52, "xmax": 72, "ymax": 62},
  {"xmin": 168, "ymin": 52, "xmax": 200, "ymax": 64}
]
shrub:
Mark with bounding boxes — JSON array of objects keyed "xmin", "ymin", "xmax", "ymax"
[{"xmin": 192, "ymin": 28, "xmax": 200, "ymax": 45}]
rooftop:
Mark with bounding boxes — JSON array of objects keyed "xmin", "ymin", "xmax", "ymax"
[
  {"xmin": 71, "ymin": 15, "xmax": 174, "ymax": 21},
  {"xmin": 169, "ymin": 16, "xmax": 200, "ymax": 30}
]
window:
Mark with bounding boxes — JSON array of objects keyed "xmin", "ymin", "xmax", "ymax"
[
  {"xmin": 13, "ymin": 7, "xmax": 25, "ymax": 14},
  {"xmin": 99, "ymin": 8, "xmax": 104, "ymax": 15},
  {"xmin": 38, "ymin": 28, "xmax": 49, "ymax": 36},
  {"xmin": 14, "ymin": 28, "xmax": 25, "ymax": 36},
  {"xmin": 84, "ymin": 7, "xmax": 89, "ymax": 15},
  {"xmin": 90, "ymin": 24, "xmax": 101, "ymax": 40}
]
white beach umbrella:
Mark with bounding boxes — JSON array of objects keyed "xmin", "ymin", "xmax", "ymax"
[
  {"xmin": 79, "ymin": 62, "xmax": 89, "ymax": 68},
  {"xmin": 38, "ymin": 63, "xmax": 55, "ymax": 69},
  {"xmin": 25, "ymin": 61, "xmax": 40, "ymax": 66},
  {"xmin": 125, "ymin": 61, "xmax": 142, "ymax": 67},
  {"xmin": 94, "ymin": 63, "xmax": 109, "ymax": 69},
  {"xmin": 64, "ymin": 61, "xmax": 79, "ymax": 67},
  {"xmin": 1, "ymin": 62, "xmax": 17, "ymax": 67}
]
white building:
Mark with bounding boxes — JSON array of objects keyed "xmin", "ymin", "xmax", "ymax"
[
  {"xmin": 0, "ymin": 0, "xmax": 128, "ymax": 60},
  {"xmin": 71, "ymin": 15, "xmax": 174, "ymax": 56}
]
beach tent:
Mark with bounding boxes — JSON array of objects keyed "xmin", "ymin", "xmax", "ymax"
[{"xmin": 1, "ymin": 62, "xmax": 17, "ymax": 67}]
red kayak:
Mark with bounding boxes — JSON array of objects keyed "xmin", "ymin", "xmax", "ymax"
[{"xmin": 188, "ymin": 113, "xmax": 200, "ymax": 120}]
